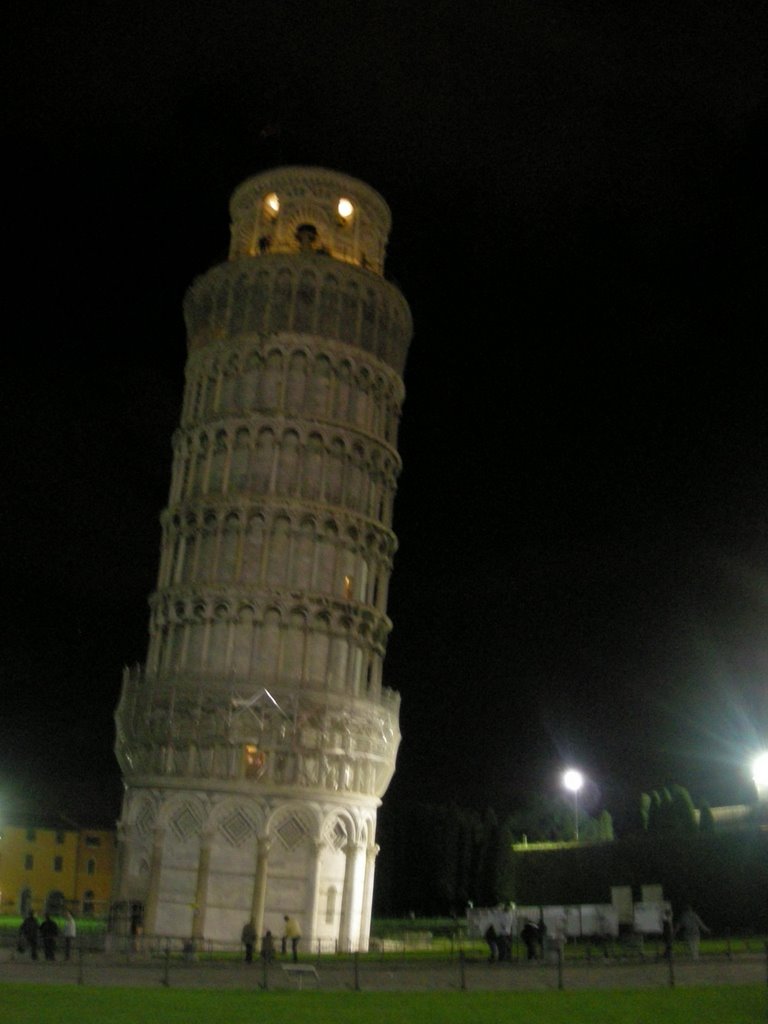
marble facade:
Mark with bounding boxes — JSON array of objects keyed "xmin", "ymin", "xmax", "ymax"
[{"xmin": 113, "ymin": 167, "xmax": 412, "ymax": 949}]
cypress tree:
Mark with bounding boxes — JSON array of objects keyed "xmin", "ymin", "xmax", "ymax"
[
  {"xmin": 699, "ymin": 800, "xmax": 716, "ymax": 833},
  {"xmin": 670, "ymin": 784, "xmax": 697, "ymax": 832}
]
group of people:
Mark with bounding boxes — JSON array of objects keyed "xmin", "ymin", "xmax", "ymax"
[
  {"xmin": 483, "ymin": 922, "xmax": 514, "ymax": 962},
  {"xmin": 241, "ymin": 915, "xmax": 301, "ymax": 963},
  {"xmin": 485, "ymin": 917, "xmax": 553, "ymax": 962},
  {"xmin": 485, "ymin": 904, "xmax": 710, "ymax": 963},
  {"xmin": 17, "ymin": 910, "xmax": 77, "ymax": 961}
]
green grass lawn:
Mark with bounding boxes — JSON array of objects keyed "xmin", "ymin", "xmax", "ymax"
[{"xmin": 0, "ymin": 985, "xmax": 765, "ymax": 1024}]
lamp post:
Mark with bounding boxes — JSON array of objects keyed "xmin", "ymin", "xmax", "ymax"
[{"xmin": 563, "ymin": 769, "xmax": 584, "ymax": 841}]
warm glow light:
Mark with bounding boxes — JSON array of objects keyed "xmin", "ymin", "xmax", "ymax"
[
  {"xmin": 264, "ymin": 192, "xmax": 280, "ymax": 214},
  {"xmin": 337, "ymin": 197, "xmax": 354, "ymax": 220},
  {"xmin": 244, "ymin": 744, "xmax": 265, "ymax": 779},
  {"xmin": 752, "ymin": 752, "xmax": 768, "ymax": 789},
  {"xmin": 563, "ymin": 768, "xmax": 584, "ymax": 793}
]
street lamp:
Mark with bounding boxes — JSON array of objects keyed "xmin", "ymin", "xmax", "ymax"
[
  {"xmin": 751, "ymin": 752, "xmax": 768, "ymax": 802},
  {"xmin": 563, "ymin": 769, "xmax": 584, "ymax": 841}
]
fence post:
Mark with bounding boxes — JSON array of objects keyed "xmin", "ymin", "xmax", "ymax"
[
  {"xmin": 161, "ymin": 944, "xmax": 170, "ymax": 987},
  {"xmin": 261, "ymin": 953, "xmax": 268, "ymax": 991},
  {"xmin": 77, "ymin": 946, "xmax": 84, "ymax": 986},
  {"xmin": 353, "ymin": 950, "xmax": 361, "ymax": 991},
  {"xmin": 557, "ymin": 943, "xmax": 564, "ymax": 990},
  {"xmin": 459, "ymin": 949, "xmax": 467, "ymax": 991},
  {"xmin": 667, "ymin": 940, "xmax": 675, "ymax": 989}
]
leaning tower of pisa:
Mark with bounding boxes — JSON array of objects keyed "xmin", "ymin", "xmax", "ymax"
[{"xmin": 113, "ymin": 167, "xmax": 412, "ymax": 950}]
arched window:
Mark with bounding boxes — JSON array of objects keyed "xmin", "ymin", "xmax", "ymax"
[
  {"xmin": 20, "ymin": 888, "xmax": 32, "ymax": 916},
  {"xmin": 45, "ymin": 890, "xmax": 66, "ymax": 915}
]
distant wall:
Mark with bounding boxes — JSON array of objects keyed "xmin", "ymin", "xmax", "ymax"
[{"xmin": 508, "ymin": 831, "xmax": 768, "ymax": 933}]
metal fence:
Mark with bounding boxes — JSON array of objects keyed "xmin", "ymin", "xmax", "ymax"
[{"xmin": 1, "ymin": 932, "xmax": 766, "ymax": 993}]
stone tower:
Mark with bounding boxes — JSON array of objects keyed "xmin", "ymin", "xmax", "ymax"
[{"xmin": 113, "ymin": 166, "xmax": 412, "ymax": 950}]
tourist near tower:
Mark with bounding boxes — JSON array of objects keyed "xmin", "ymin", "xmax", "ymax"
[{"xmin": 113, "ymin": 167, "xmax": 412, "ymax": 950}]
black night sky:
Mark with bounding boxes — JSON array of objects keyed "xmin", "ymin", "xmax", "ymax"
[{"xmin": 3, "ymin": 2, "xmax": 768, "ymax": 834}]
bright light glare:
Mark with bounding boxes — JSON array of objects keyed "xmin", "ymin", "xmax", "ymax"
[
  {"xmin": 337, "ymin": 197, "xmax": 354, "ymax": 219},
  {"xmin": 264, "ymin": 192, "xmax": 280, "ymax": 214},
  {"xmin": 563, "ymin": 769, "xmax": 584, "ymax": 793},
  {"xmin": 752, "ymin": 752, "xmax": 768, "ymax": 788}
]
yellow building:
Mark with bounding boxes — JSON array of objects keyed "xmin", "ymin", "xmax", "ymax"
[{"xmin": 0, "ymin": 823, "xmax": 116, "ymax": 917}]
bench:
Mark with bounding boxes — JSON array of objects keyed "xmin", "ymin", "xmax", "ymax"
[{"xmin": 281, "ymin": 963, "xmax": 319, "ymax": 989}]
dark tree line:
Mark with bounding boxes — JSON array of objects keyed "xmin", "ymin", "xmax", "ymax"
[
  {"xmin": 374, "ymin": 802, "xmax": 513, "ymax": 917},
  {"xmin": 624, "ymin": 784, "xmax": 720, "ymax": 836},
  {"xmin": 635, "ymin": 784, "xmax": 699, "ymax": 834},
  {"xmin": 374, "ymin": 788, "xmax": 767, "ymax": 930},
  {"xmin": 506, "ymin": 797, "xmax": 613, "ymax": 843},
  {"xmin": 374, "ymin": 797, "xmax": 611, "ymax": 916}
]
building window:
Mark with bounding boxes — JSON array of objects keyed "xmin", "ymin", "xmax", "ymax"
[
  {"xmin": 46, "ymin": 891, "xmax": 65, "ymax": 915},
  {"xmin": 54, "ymin": 856, "xmax": 63, "ymax": 872},
  {"xmin": 55, "ymin": 831, "xmax": 65, "ymax": 844},
  {"xmin": 24, "ymin": 854, "xmax": 33, "ymax": 870},
  {"xmin": 244, "ymin": 744, "xmax": 266, "ymax": 779},
  {"xmin": 263, "ymin": 192, "xmax": 280, "ymax": 217},
  {"xmin": 337, "ymin": 197, "xmax": 355, "ymax": 222},
  {"xmin": 84, "ymin": 836, "xmax": 101, "ymax": 848},
  {"xmin": 26, "ymin": 828, "xmax": 36, "ymax": 842},
  {"xmin": 83, "ymin": 890, "xmax": 95, "ymax": 917},
  {"xmin": 87, "ymin": 859, "xmax": 96, "ymax": 876}
]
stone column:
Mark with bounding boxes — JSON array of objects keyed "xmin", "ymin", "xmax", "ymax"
[
  {"xmin": 304, "ymin": 840, "xmax": 324, "ymax": 950},
  {"xmin": 250, "ymin": 837, "xmax": 271, "ymax": 940},
  {"xmin": 338, "ymin": 841, "xmax": 364, "ymax": 952},
  {"xmin": 112, "ymin": 821, "xmax": 132, "ymax": 902},
  {"xmin": 192, "ymin": 833, "xmax": 213, "ymax": 940},
  {"xmin": 358, "ymin": 843, "xmax": 379, "ymax": 952},
  {"xmin": 143, "ymin": 827, "xmax": 166, "ymax": 937}
]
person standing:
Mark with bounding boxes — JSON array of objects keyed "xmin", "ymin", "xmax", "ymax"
[
  {"xmin": 675, "ymin": 904, "xmax": 710, "ymax": 960},
  {"xmin": 283, "ymin": 915, "xmax": 301, "ymax": 962},
  {"xmin": 39, "ymin": 914, "xmax": 59, "ymax": 961},
  {"xmin": 261, "ymin": 929, "xmax": 275, "ymax": 964},
  {"xmin": 63, "ymin": 911, "xmax": 77, "ymax": 961},
  {"xmin": 484, "ymin": 923, "xmax": 498, "ymax": 963},
  {"xmin": 241, "ymin": 919, "xmax": 256, "ymax": 963},
  {"xmin": 521, "ymin": 919, "xmax": 539, "ymax": 960},
  {"xmin": 19, "ymin": 910, "xmax": 40, "ymax": 961}
]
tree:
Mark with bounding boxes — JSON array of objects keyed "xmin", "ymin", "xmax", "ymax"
[
  {"xmin": 646, "ymin": 784, "xmax": 697, "ymax": 833},
  {"xmin": 646, "ymin": 790, "xmax": 663, "ymax": 832},
  {"xmin": 698, "ymin": 800, "xmax": 715, "ymax": 833},
  {"xmin": 639, "ymin": 792, "xmax": 652, "ymax": 832},
  {"xmin": 598, "ymin": 809, "xmax": 614, "ymax": 840},
  {"xmin": 507, "ymin": 797, "xmax": 608, "ymax": 843},
  {"xmin": 507, "ymin": 798, "xmax": 580, "ymax": 842},
  {"xmin": 669, "ymin": 784, "xmax": 698, "ymax": 833}
]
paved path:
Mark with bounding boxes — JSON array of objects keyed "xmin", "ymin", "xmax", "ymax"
[{"xmin": 0, "ymin": 951, "xmax": 765, "ymax": 992}]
